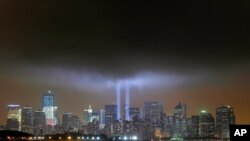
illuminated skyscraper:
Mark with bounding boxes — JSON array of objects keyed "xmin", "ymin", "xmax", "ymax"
[
  {"xmin": 6, "ymin": 104, "xmax": 22, "ymax": 131},
  {"xmin": 83, "ymin": 105, "xmax": 93, "ymax": 125},
  {"xmin": 42, "ymin": 90, "xmax": 58, "ymax": 133},
  {"xmin": 199, "ymin": 110, "xmax": 215, "ymax": 137},
  {"xmin": 90, "ymin": 112, "xmax": 100, "ymax": 122},
  {"xmin": 216, "ymin": 105, "xmax": 235, "ymax": 138},
  {"xmin": 21, "ymin": 106, "xmax": 33, "ymax": 134}
]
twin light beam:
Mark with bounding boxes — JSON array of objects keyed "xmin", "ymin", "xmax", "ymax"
[{"xmin": 116, "ymin": 80, "xmax": 130, "ymax": 120}]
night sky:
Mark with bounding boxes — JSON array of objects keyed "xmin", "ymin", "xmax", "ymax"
[{"xmin": 0, "ymin": 1, "xmax": 250, "ymax": 125}]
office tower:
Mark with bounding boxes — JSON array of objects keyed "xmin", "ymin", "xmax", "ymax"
[
  {"xmin": 164, "ymin": 116, "xmax": 175, "ymax": 136},
  {"xmin": 199, "ymin": 110, "xmax": 215, "ymax": 137},
  {"xmin": 42, "ymin": 90, "xmax": 58, "ymax": 133},
  {"xmin": 21, "ymin": 106, "xmax": 33, "ymax": 134},
  {"xmin": 129, "ymin": 107, "xmax": 140, "ymax": 120},
  {"xmin": 104, "ymin": 104, "xmax": 118, "ymax": 125},
  {"xmin": 62, "ymin": 112, "xmax": 81, "ymax": 132},
  {"xmin": 143, "ymin": 101, "xmax": 164, "ymax": 126},
  {"xmin": 71, "ymin": 115, "xmax": 81, "ymax": 131},
  {"xmin": 191, "ymin": 115, "xmax": 200, "ymax": 137},
  {"xmin": 100, "ymin": 109, "xmax": 105, "ymax": 126},
  {"xmin": 33, "ymin": 109, "xmax": 46, "ymax": 135},
  {"xmin": 216, "ymin": 105, "xmax": 235, "ymax": 138},
  {"xmin": 6, "ymin": 104, "xmax": 22, "ymax": 131},
  {"xmin": 185, "ymin": 118, "xmax": 192, "ymax": 137},
  {"xmin": 83, "ymin": 105, "xmax": 93, "ymax": 125},
  {"xmin": 173, "ymin": 102, "xmax": 187, "ymax": 136},
  {"xmin": 174, "ymin": 102, "xmax": 186, "ymax": 119},
  {"xmin": 62, "ymin": 112, "xmax": 73, "ymax": 130}
]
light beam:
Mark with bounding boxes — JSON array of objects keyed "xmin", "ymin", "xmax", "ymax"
[
  {"xmin": 116, "ymin": 82, "xmax": 121, "ymax": 120},
  {"xmin": 125, "ymin": 80, "xmax": 130, "ymax": 120}
]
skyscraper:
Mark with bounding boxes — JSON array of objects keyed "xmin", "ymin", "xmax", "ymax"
[
  {"xmin": 173, "ymin": 102, "xmax": 187, "ymax": 136},
  {"xmin": 42, "ymin": 90, "xmax": 58, "ymax": 133},
  {"xmin": 62, "ymin": 112, "xmax": 81, "ymax": 132},
  {"xmin": 83, "ymin": 105, "xmax": 93, "ymax": 125},
  {"xmin": 216, "ymin": 105, "xmax": 235, "ymax": 138},
  {"xmin": 6, "ymin": 104, "xmax": 22, "ymax": 131},
  {"xmin": 173, "ymin": 103, "xmax": 186, "ymax": 119},
  {"xmin": 191, "ymin": 115, "xmax": 200, "ymax": 137},
  {"xmin": 100, "ymin": 109, "xmax": 105, "ymax": 126},
  {"xmin": 199, "ymin": 110, "xmax": 215, "ymax": 137},
  {"xmin": 164, "ymin": 116, "xmax": 175, "ymax": 136},
  {"xmin": 71, "ymin": 115, "xmax": 81, "ymax": 131},
  {"xmin": 62, "ymin": 112, "xmax": 73, "ymax": 130},
  {"xmin": 33, "ymin": 109, "xmax": 46, "ymax": 135},
  {"xmin": 21, "ymin": 106, "xmax": 33, "ymax": 134},
  {"xmin": 104, "ymin": 104, "xmax": 118, "ymax": 125},
  {"xmin": 142, "ymin": 101, "xmax": 164, "ymax": 127}
]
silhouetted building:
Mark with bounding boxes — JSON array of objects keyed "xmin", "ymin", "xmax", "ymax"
[
  {"xmin": 199, "ymin": 110, "xmax": 215, "ymax": 137},
  {"xmin": 42, "ymin": 90, "xmax": 58, "ymax": 133},
  {"xmin": 6, "ymin": 104, "xmax": 22, "ymax": 131},
  {"xmin": 33, "ymin": 109, "xmax": 46, "ymax": 135},
  {"xmin": 164, "ymin": 116, "xmax": 175, "ymax": 137},
  {"xmin": 191, "ymin": 115, "xmax": 200, "ymax": 137},
  {"xmin": 105, "ymin": 104, "xmax": 117, "ymax": 125},
  {"xmin": 62, "ymin": 112, "xmax": 81, "ymax": 132},
  {"xmin": 21, "ymin": 106, "xmax": 33, "ymax": 134},
  {"xmin": 216, "ymin": 105, "xmax": 235, "ymax": 138},
  {"xmin": 143, "ymin": 101, "xmax": 164, "ymax": 127},
  {"xmin": 62, "ymin": 112, "xmax": 73, "ymax": 130}
]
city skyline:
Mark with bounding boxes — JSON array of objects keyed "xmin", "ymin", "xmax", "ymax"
[
  {"xmin": 0, "ymin": 89, "xmax": 237, "ymax": 126},
  {"xmin": 2, "ymin": 92, "xmax": 236, "ymax": 139}
]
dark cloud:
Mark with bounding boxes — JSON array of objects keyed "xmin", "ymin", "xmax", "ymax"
[{"xmin": 0, "ymin": 1, "xmax": 249, "ymax": 70}]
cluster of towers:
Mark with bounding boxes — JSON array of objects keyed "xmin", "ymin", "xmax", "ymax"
[
  {"xmin": 5, "ymin": 90, "xmax": 58, "ymax": 135},
  {"xmin": 4, "ymin": 89, "xmax": 236, "ymax": 139}
]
